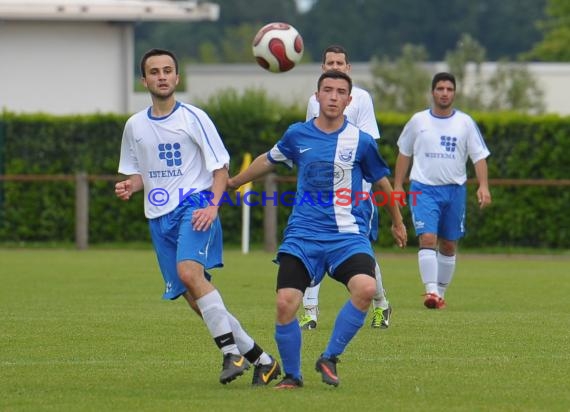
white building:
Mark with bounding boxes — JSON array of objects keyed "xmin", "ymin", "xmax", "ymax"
[{"xmin": 0, "ymin": 0, "xmax": 219, "ymax": 115}]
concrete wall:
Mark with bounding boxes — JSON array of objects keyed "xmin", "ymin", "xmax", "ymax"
[{"xmin": 0, "ymin": 20, "xmax": 133, "ymax": 115}]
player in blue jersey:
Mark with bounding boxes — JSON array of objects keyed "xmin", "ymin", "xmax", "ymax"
[
  {"xmin": 115, "ymin": 48, "xmax": 280, "ymax": 386},
  {"xmin": 228, "ymin": 70, "xmax": 407, "ymax": 388},
  {"xmin": 394, "ymin": 72, "xmax": 491, "ymax": 309},
  {"xmin": 301, "ymin": 44, "xmax": 392, "ymax": 330}
]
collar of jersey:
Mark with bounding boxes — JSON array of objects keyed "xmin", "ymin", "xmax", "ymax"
[
  {"xmin": 310, "ymin": 116, "xmax": 349, "ymax": 135},
  {"xmin": 147, "ymin": 101, "xmax": 181, "ymax": 120},
  {"xmin": 429, "ymin": 108, "xmax": 456, "ymax": 119}
]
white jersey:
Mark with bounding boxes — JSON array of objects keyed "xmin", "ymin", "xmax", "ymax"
[
  {"xmin": 397, "ymin": 109, "xmax": 490, "ymax": 185},
  {"xmin": 306, "ymin": 86, "xmax": 380, "ymax": 140},
  {"xmin": 118, "ymin": 101, "xmax": 230, "ymax": 219}
]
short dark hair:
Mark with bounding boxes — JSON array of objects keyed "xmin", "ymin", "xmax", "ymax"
[
  {"xmin": 322, "ymin": 44, "xmax": 349, "ymax": 64},
  {"xmin": 431, "ymin": 72, "xmax": 456, "ymax": 91},
  {"xmin": 140, "ymin": 48, "xmax": 179, "ymax": 77},
  {"xmin": 317, "ymin": 70, "xmax": 353, "ymax": 94}
]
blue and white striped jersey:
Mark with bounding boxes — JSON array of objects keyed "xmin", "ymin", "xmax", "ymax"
[{"xmin": 268, "ymin": 117, "xmax": 390, "ymax": 239}]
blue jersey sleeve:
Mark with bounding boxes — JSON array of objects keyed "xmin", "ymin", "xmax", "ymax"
[{"xmin": 268, "ymin": 122, "xmax": 304, "ymax": 168}]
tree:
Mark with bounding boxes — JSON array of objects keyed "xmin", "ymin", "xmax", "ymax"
[
  {"xmin": 369, "ymin": 34, "xmax": 544, "ymax": 113},
  {"xmin": 368, "ymin": 45, "xmax": 431, "ymax": 113},
  {"xmin": 298, "ymin": 0, "xmax": 545, "ymax": 62},
  {"xmin": 486, "ymin": 62, "xmax": 545, "ymax": 113},
  {"xmin": 445, "ymin": 34, "xmax": 486, "ymax": 110},
  {"xmin": 135, "ymin": 0, "xmax": 300, "ymax": 64},
  {"xmin": 525, "ymin": 0, "xmax": 570, "ymax": 61}
]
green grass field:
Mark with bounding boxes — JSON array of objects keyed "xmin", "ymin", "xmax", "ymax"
[{"xmin": 1, "ymin": 248, "xmax": 569, "ymax": 411}]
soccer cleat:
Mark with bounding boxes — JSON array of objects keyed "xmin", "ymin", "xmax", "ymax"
[
  {"xmin": 219, "ymin": 353, "xmax": 250, "ymax": 384},
  {"xmin": 423, "ymin": 293, "xmax": 446, "ymax": 309},
  {"xmin": 252, "ymin": 356, "xmax": 281, "ymax": 386},
  {"xmin": 371, "ymin": 304, "xmax": 392, "ymax": 329},
  {"xmin": 315, "ymin": 354, "xmax": 340, "ymax": 387},
  {"xmin": 299, "ymin": 315, "xmax": 317, "ymax": 330},
  {"xmin": 274, "ymin": 374, "xmax": 303, "ymax": 389}
]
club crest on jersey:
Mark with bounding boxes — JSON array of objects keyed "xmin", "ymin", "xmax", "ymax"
[
  {"xmin": 338, "ymin": 148, "xmax": 353, "ymax": 162},
  {"xmin": 304, "ymin": 161, "xmax": 345, "ymax": 188}
]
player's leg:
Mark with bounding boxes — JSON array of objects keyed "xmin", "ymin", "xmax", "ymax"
[
  {"xmin": 300, "ymin": 283, "xmax": 320, "ymax": 330},
  {"xmin": 317, "ymin": 252, "xmax": 376, "ymax": 387},
  {"xmin": 410, "ymin": 182, "xmax": 443, "ymax": 308},
  {"xmin": 436, "ymin": 184, "xmax": 466, "ymax": 303},
  {"xmin": 436, "ymin": 239, "xmax": 456, "ymax": 306},
  {"xmin": 182, "ymin": 289, "xmax": 281, "ymax": 386},
  {"xmin": 274, "ymin": 253, "xmax": 310, "ymax": 389},
  {"xmin": 368, "ymin": 204, "xmax": 392, "ymax": 328},
  {"xmin": 371, "ymin": 260, "xmax": 392, "ymax": 328},
  {"xmin": 149, "ymin": 211, "xmax": 246, "ymax": 384},
  {"xmin": 177, "ymin": 211, "xmax": 249, "ymax": 384}
]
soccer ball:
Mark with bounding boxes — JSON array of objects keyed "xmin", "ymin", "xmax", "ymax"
[{"xmin": 252, "ymin": 22, "xmax": 304, "ymax": 73}]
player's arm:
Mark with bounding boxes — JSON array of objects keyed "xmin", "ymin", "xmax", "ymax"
[
  {"xmin": 228, "ymin": 153, "xmax": 276, "ymax": 189},
  {"xmin": 374, "ymin": 176, "xmax": 407, "ymax": 248},
  {"xmin": 192, "ymin": 166, "xmax": 228, "ymax": 231},
  {"xmin": 474, "ymin": 159, "xmax": 491, "ymax": 209},
  {"xmin": 115, "ymin": 174, "xmax": 143, "ymax": 201},
  {"xmin": 393, "ymin": 153, "xmax": 411, "ymax": 194}
]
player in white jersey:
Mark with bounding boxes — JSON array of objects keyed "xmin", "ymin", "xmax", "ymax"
[
  {"xmin": 115, "ymin": 49, "xmax": 280, "ymax": 386},
  {"xmin": 228, "ymin": 70, "xmax": 407, "ymax": 388},
  {"xmin": 394, "ymin": 72, "xmax": 492, "ymax": 309},
  {"xmin": 301, "ymin": 45, "xmax": 392, "ymax": 330}
]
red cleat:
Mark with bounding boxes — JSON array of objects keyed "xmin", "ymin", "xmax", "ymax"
[{"xmin": 423, "ymin": 293, "xmax": 446, "ymax": 309}]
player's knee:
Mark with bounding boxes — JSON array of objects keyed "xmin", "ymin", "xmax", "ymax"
[
  {"xmin": 349, "ymin": 275, "xmax": 376, "ymax": 302},
  {"xmin": 419, "ymin": 233, "xmax": 438, "ymax": 248},
  {"xmin": 361, "ymin": 280, "xmax": 377, "ymax": 301},
  {"xmin": 177, "ymin": 266, "xmax": 205, "ymax": 288},
  {"xmin": 439, "ymin": 239, "xmax": 457, "ymax": 255},
  {"xmin": 275, "ymin": 289, "xmax": 301, "ymax": 323}
]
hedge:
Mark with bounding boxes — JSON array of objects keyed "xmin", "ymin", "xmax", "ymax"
[{"xmin": 0, "ymin": 93, "xmax": 568, "ymax": 248}]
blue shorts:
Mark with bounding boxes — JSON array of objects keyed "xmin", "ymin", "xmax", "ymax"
[
  {"xmin": 149, "ymin": 197, "xmax": 223, "ymax": 300},
  {"xmin": 277, "ymin": 233, "xmax": 374, "ymax": 286},
  {"xmin": 409, "ymin": 181, "xmax": 466, "ymax": 241}
]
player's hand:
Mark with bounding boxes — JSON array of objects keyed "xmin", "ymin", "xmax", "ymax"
[
  {"xmin": 391, "ymin": 221, "xmax": 407, "ymax": 248},
  {"xmin": 227, "ymin": 177, "xmax": 238, "ymax": 190},
  {"xmin": 477, "ymin": 187, "xmax": 492, "ymax": 209},
  {"xmin": 192, "ymin": 206, "xmax": 218, "ymax": 231},
  {"xmin": 115, "ymin": 180, "xmax": 132, "ymax": 201}
]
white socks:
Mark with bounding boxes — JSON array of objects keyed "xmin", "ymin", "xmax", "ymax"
[
  {"xmin": 303, "ymin": 283, "xmax": 320, "ymax": 308},
  {"xmin": 418, "ymin": 249, "xmax": 456, "ymax": 297},
  {"xmin": 418, "ymin": 249, "xmax": 439, "ymax": 295},
  {"xmin": 373, "ymin": 262, "xmax": 390, "ymax": 310},
  {"xmin": 196, "ymin": 290, "xmax": 239, "ymax": 355},
  {"xmin": 437, "ymin": 253, "xmax": 456, "ymax": 298}
]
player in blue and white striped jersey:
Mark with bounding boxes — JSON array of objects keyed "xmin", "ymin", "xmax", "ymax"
[
  {"xmin": 302, "ymin": 44, "xmax": 392, "ymax": 330},
  {"xmin": 229, "ymin": 70, "xmax": 407, "ymax": 388}
]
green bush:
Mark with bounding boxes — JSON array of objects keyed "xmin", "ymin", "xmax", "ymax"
[{"xmin": 0, "ymin": 104, "xmax": 568, "ymax": 248}]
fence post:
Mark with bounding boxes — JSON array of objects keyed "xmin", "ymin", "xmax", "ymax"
[
  {"xmin": 263, "ymin": 173, "xmax": 277, "ymax": 252},
  {"xmin": 75, "ymin": 171, "xmax": 89, "ymax": 250}
]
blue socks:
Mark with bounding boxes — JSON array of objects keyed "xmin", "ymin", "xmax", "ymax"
[
  {"xmin": 275, "ymin": 319, "xmax": 302, "ymax": 380},
  {"xmin": 323, "ymin": 300, "xmax": 366, "ymax": 358}
]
